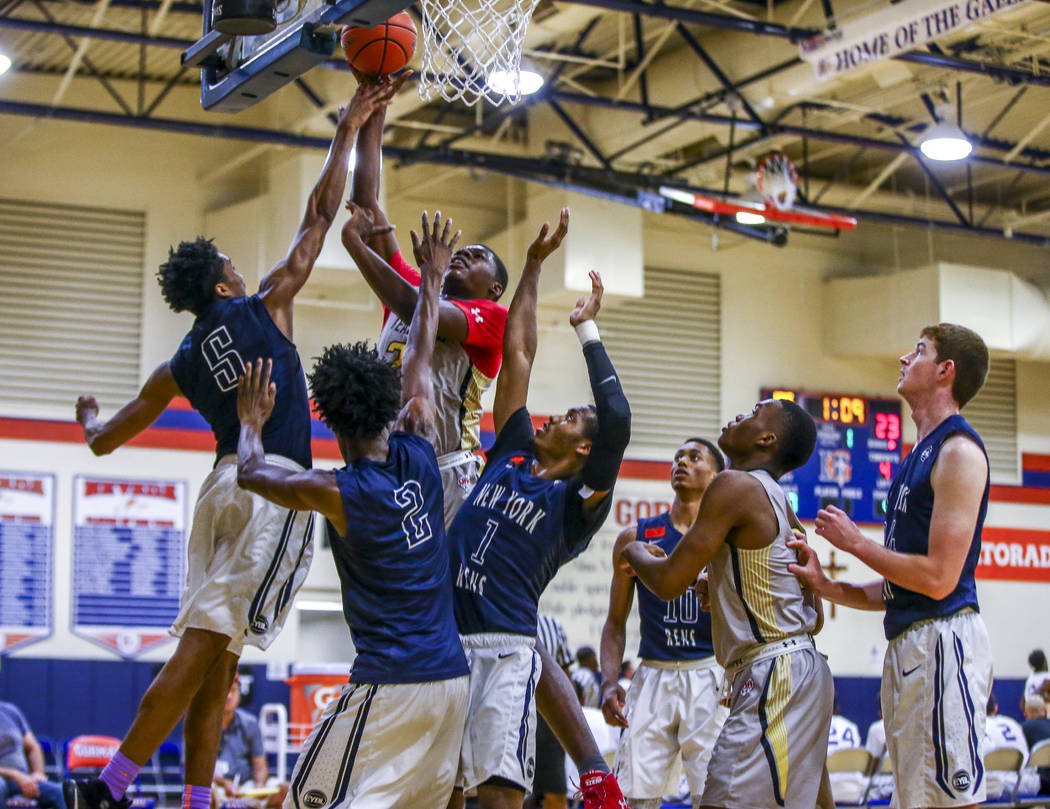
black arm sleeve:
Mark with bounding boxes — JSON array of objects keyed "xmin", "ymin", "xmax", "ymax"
[{"xmin": 580, "ymin": 340, "xmax": 631, "ymax": 492}]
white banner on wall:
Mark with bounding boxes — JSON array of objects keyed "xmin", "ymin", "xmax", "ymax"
[
  {"xmin": 71, "ymin": 476, "xmax": 187, "ymax": 659},
  {"xmin": 540, "ymin": 476, "xmax": 675, "ymax": 653},
  {"xmin": 800, "ymin": 0, "xmax": 1030, "ymax": 79},
  {"xmin": 0, "ymin": 472, "xmax": 55, "ymax": 654}
]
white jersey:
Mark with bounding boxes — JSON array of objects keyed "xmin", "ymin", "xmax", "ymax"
[
  {"xmin": 1025, "ymin": 672, "xmax": 1050, "ymax": 707},
  {"xmin": 985, "ymin": 714, "xmax": 1027, "ymax": 760},
  {"xmin": 866, "ymin": 719, "xmax": 886, "ymax": 759},
  {"xmin": 377, "ymin": 253, "xmax": 507, "ymax": 457},
  {"xmin": 707, "ymin": 470, "xmax": 819, "ymax": 667},
  {"xmin": 827, "ymin": 714, "xmax": 862, "ymax": 753}
]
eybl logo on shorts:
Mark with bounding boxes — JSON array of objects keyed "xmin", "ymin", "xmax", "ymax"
[
  {"xmin": 250, "ymin": 615, "xmax": 269, "ymax": 634},
  {"xmin": 952, "ymin": 770, "xmax": 972, "ymax": 791},
  {"xmin": 303, "ymin": 790, "xmax": 327, "ymax": 808}
]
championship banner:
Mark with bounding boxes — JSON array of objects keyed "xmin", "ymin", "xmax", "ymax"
[
  {"xmin": 72, "ymin": 476, "xmax": 187, "ymax": 658},
  {"xmin": 800, "ymin": 0, "xmax": 1030, "ymax": 79},
  {"xmin": 0, "ymin": 472, "xmax": 55, "ymax": 654}
]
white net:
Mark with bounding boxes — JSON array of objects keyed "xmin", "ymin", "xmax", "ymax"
[
  {"xmin": 756, "ymin": 152, "xmax": 799, "ymax": 211},
  {"xmin": 417, "ymin": 0, "xmax": 541, "ymax": 106}
]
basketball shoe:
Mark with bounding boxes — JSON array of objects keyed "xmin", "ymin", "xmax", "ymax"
[
  {"xmin": 577, "ymin": 770, "xmax": 629, "ymax": 809},
  {"xmin": 63, "ymin": 778, "xmax": 132, "ymax": 809}
]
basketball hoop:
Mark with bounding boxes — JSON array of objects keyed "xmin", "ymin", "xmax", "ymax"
[
  {"xmin": 417, "ymin": 0, "xmax": 541, "ymax": 106},
  {"xmin": 756, "ymin": 153, "xmax": 799, "ymax": 211}
]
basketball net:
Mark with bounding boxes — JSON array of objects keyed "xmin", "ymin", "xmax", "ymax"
[
  {"xmin": 417, "ymin": 0, "xmax": 540, "ymax": 106},
  {"xmin": 756, "ymin": 152, "xmax": 799, "ymax": 211}
]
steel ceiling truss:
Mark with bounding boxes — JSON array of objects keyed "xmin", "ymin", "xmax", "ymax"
[
  {"xmin": 3, "ymin": 0, "xmax": 1050, "ymax": 245},
  {"xmin": 2, "ymin": 97, "xmax": 1050, "ymax": 249}
]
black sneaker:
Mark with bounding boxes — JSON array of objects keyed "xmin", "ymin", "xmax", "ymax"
[{"xmin": 62, "ymin": 778, "xmax": 133, "ymax": 809}]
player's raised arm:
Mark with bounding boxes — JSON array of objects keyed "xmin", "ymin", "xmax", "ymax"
[
  {"xmin": 624, "ymin": 472, "xmax": 751, "ymax": 600},
  {"xmin": 572, "ymin": 270, "xmax": 631, "ymax": 511},
  {"xmin": 76, "ymin": 361, "xmax": 181, "ymax": 455},
  {"xmin": 394, "ymin": 211, "xmax": 460, "ymax": 442},
  {"xmin": 600, "ymin": 525, "xmax": 637, "ymax": 728},
  {"xmin": 259, "ymin": 81, "xmax": 398, "ymax": 337},
  {"xmin": 349, "ymin": 74, "xmax": 408, "ymax": 260},
  {"xmin": 492, "ymin": 208, "xmax": 569, "ymax": 433},
  {"xmin": 235, "ymin": 359, "xmax": 345, "ymax": 532}
]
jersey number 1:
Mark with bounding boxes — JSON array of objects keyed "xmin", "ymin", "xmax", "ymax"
[{"xmin": 394, "ymin": 481, "xmax": 433, "ymax": 548}]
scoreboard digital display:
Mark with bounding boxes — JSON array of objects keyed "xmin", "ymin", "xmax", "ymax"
[{"xmin": 760, "ymin": 388, "xmax": 903, "ymax": 524}]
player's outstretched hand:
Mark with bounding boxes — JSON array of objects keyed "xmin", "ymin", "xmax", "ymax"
[
  {"xmin": 814, "ymin": 505, "xmax": 865, "ymax": 554},
  {"xmin": 340, "ymin": 80, "xmax": 400, "ymax": 130},
  {"xmin": 410, "ymin": 210, "xmax": 461, "ymax": 279},
  {"xmin": 237, "ymin": 358, "xmax": 277, "ymax": 428},
  {"xmin": 75, "ymin": 394, "xmax": 99, "ymax": 426},
  {"xmin": 525, "ymin": 207, "xmax": 569, "ymax": 265},
  {"xmin": 341, "ymin": 200, "xmax": 395, "ymax": 246},
  {"xmin": 787, "ymin": 533, "xmax": 829, "ymax": 594},
  {"xmin": 569, "ymin": 270, "xmax": 604, "ymax": 326},
  {"xmin": 601, "ymin": 680, "xmax": 629, "ymax": 728}
]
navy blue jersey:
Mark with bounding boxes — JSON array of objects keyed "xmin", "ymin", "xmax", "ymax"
[
  {"xmin": 331, "ymin": 432, "xmax": 468, "ymax": 684},
  {"xmin": 882, "ymin": 414, "xmax": 989, "ymax": 640},
  {"xmin": 634, "ymin": 512, "xmax": 714, "ymax": 661},
  {"xmin": 449, "ymin": 407, "xmax": 612, "ymax": 637},
  {"xmin": 169, "ymin": 294, "xmax": 311, "ymax": 469}
]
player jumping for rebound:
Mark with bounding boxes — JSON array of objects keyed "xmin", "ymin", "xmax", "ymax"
[
  {"xmin": 448, "ymin": 217, "xmax": 632, "ymax": 809},
  {"xmin": 235, "ymin": 211, "xmax": 469, "ymax": 808},
  {"xmin": 623, "ymin": 399, "xmax": 832, "ymax": 809},
  {"xmin": 789, "ymin": 323, "xmax": 992, "ymax": 809},
  {"xmin": 343, "ymin": 79, "xmax": 510, "ymax": 526},
  {"xmin": 601, "ymin": 438, "xmax": 727, "ymax": 809},
  {"xmin": 64, "ymin": 82, "xmax": 398, "ymax": 809}
]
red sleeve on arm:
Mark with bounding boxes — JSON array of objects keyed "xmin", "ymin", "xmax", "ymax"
[
  {"xmin": 449, "ymin": 298, "xmax": 508, "ymax": 378},
  {"xmin": 381, "ymin": 250, "xmax": 421, "ymax": 326}
]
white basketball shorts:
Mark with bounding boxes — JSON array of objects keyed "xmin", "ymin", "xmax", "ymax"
[
  {"xmin": 882, "ymin": 609, "xmax": 992, "ymax": 809},
  {"xmin": 614, "ymin": 657, "xmax": 727, "ymax": 801},
  {"xmin": 285, "ymin": 676, "xmax": 469, "ymax": 809},
  {"xmin": 457, "ymin": 634, "xmax": 542, "ymax": 792},
  {"xmin": 171, "ymin": 454, "xmax": 314, "ymax": 655}
]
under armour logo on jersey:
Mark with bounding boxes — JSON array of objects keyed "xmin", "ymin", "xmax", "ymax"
[{"xmin": 471, "ymin": 306, "xmax": 484, "ymax": 323}]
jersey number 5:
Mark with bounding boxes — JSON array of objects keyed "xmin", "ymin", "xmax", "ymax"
[
  {"xmin": 202, "ymin": 326, "xmax": 246, "ymax": 392},
  {"xmin": 394, "ymin": 481, "xmax": 433, "ymax": 548}
]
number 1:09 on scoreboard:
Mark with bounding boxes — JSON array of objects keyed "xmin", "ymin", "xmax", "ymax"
[{"xmin": 761, "ymin": 388, "xmax": 903, "ymax": 524}]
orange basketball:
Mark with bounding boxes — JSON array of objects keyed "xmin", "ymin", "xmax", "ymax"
[{"xmin": 340, "ymin": 13, "xmax": 416, "ymax": 77}]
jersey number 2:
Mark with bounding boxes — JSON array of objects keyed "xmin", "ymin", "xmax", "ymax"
[
  {"xmin": 394, "ymin": 481, "xmax": 433, "ymax": 548},
  {"xmin": 202, "ymin": 326, "xmax": 246, "ymax": 392}
]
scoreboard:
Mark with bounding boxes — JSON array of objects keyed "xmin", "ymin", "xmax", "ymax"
[{"xmin": 760, "ymin": 388, "xmax": 902, "ymax": 524}]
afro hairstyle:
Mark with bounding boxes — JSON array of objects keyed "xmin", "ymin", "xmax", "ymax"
[
  {"xmin": 156, "ymin": 237, "xmax": 227, "ymax": 316},
  {"xmin": 308, "ymin": 342, "xmax": 401, "ymax": 441}
]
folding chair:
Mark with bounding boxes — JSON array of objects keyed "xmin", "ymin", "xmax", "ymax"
[
  {"xmin": 1014, "ymin": 740, "xmax": 1050, "ymax": 809},
  {"xmin": 826, "ymin": 748, "xmax": 874, "ymax": 807},
  {"xmin": 866, "ymin": 754, "xmax": 895, "ymax": 808},
  {"xmin": 982, "ymin": 747, "xmax": 1024, "ymax": 808},
  {"xmin": 37, "ymin": 738, "xmax": 63, "ymax": 781}
]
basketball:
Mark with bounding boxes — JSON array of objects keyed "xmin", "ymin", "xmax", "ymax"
[{"xmin": 340, "ymin": 13, "xmax": 416, "ymax": 77}]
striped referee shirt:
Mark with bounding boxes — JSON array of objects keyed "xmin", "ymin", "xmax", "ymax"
[{"xmin": 537, "ymin": 613, "xmax": 573, "ymax": 669}]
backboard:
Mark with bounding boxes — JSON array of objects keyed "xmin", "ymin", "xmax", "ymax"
[{"xmin": 182, "ymin": 0, "xmax": 410, "ymax": 113}]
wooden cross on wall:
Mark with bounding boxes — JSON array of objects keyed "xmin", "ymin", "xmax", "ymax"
[{"xmin": 823, "ymin": 550, "xmax": 848, "ymax": 619}]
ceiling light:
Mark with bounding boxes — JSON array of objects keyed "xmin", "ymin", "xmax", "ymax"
[
  {"xmin": 735, "ymin": 211, "xmax": 766, "ymax": 225},
  {"xmin": 919, "ymin": 120, "xmax": 972, "ymax": 161},
  {"xmin": 486, "ymin": 69, "xmax": 544, "ymax": 97},
  {"xmin": 0, "ymin": 53, "xmax": 11, "ymax": 76}
]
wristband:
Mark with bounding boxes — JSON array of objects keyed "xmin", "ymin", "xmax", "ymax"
[{"xmin": 575, "ymin": 320, "xmax": 600, "ymax": 345}]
